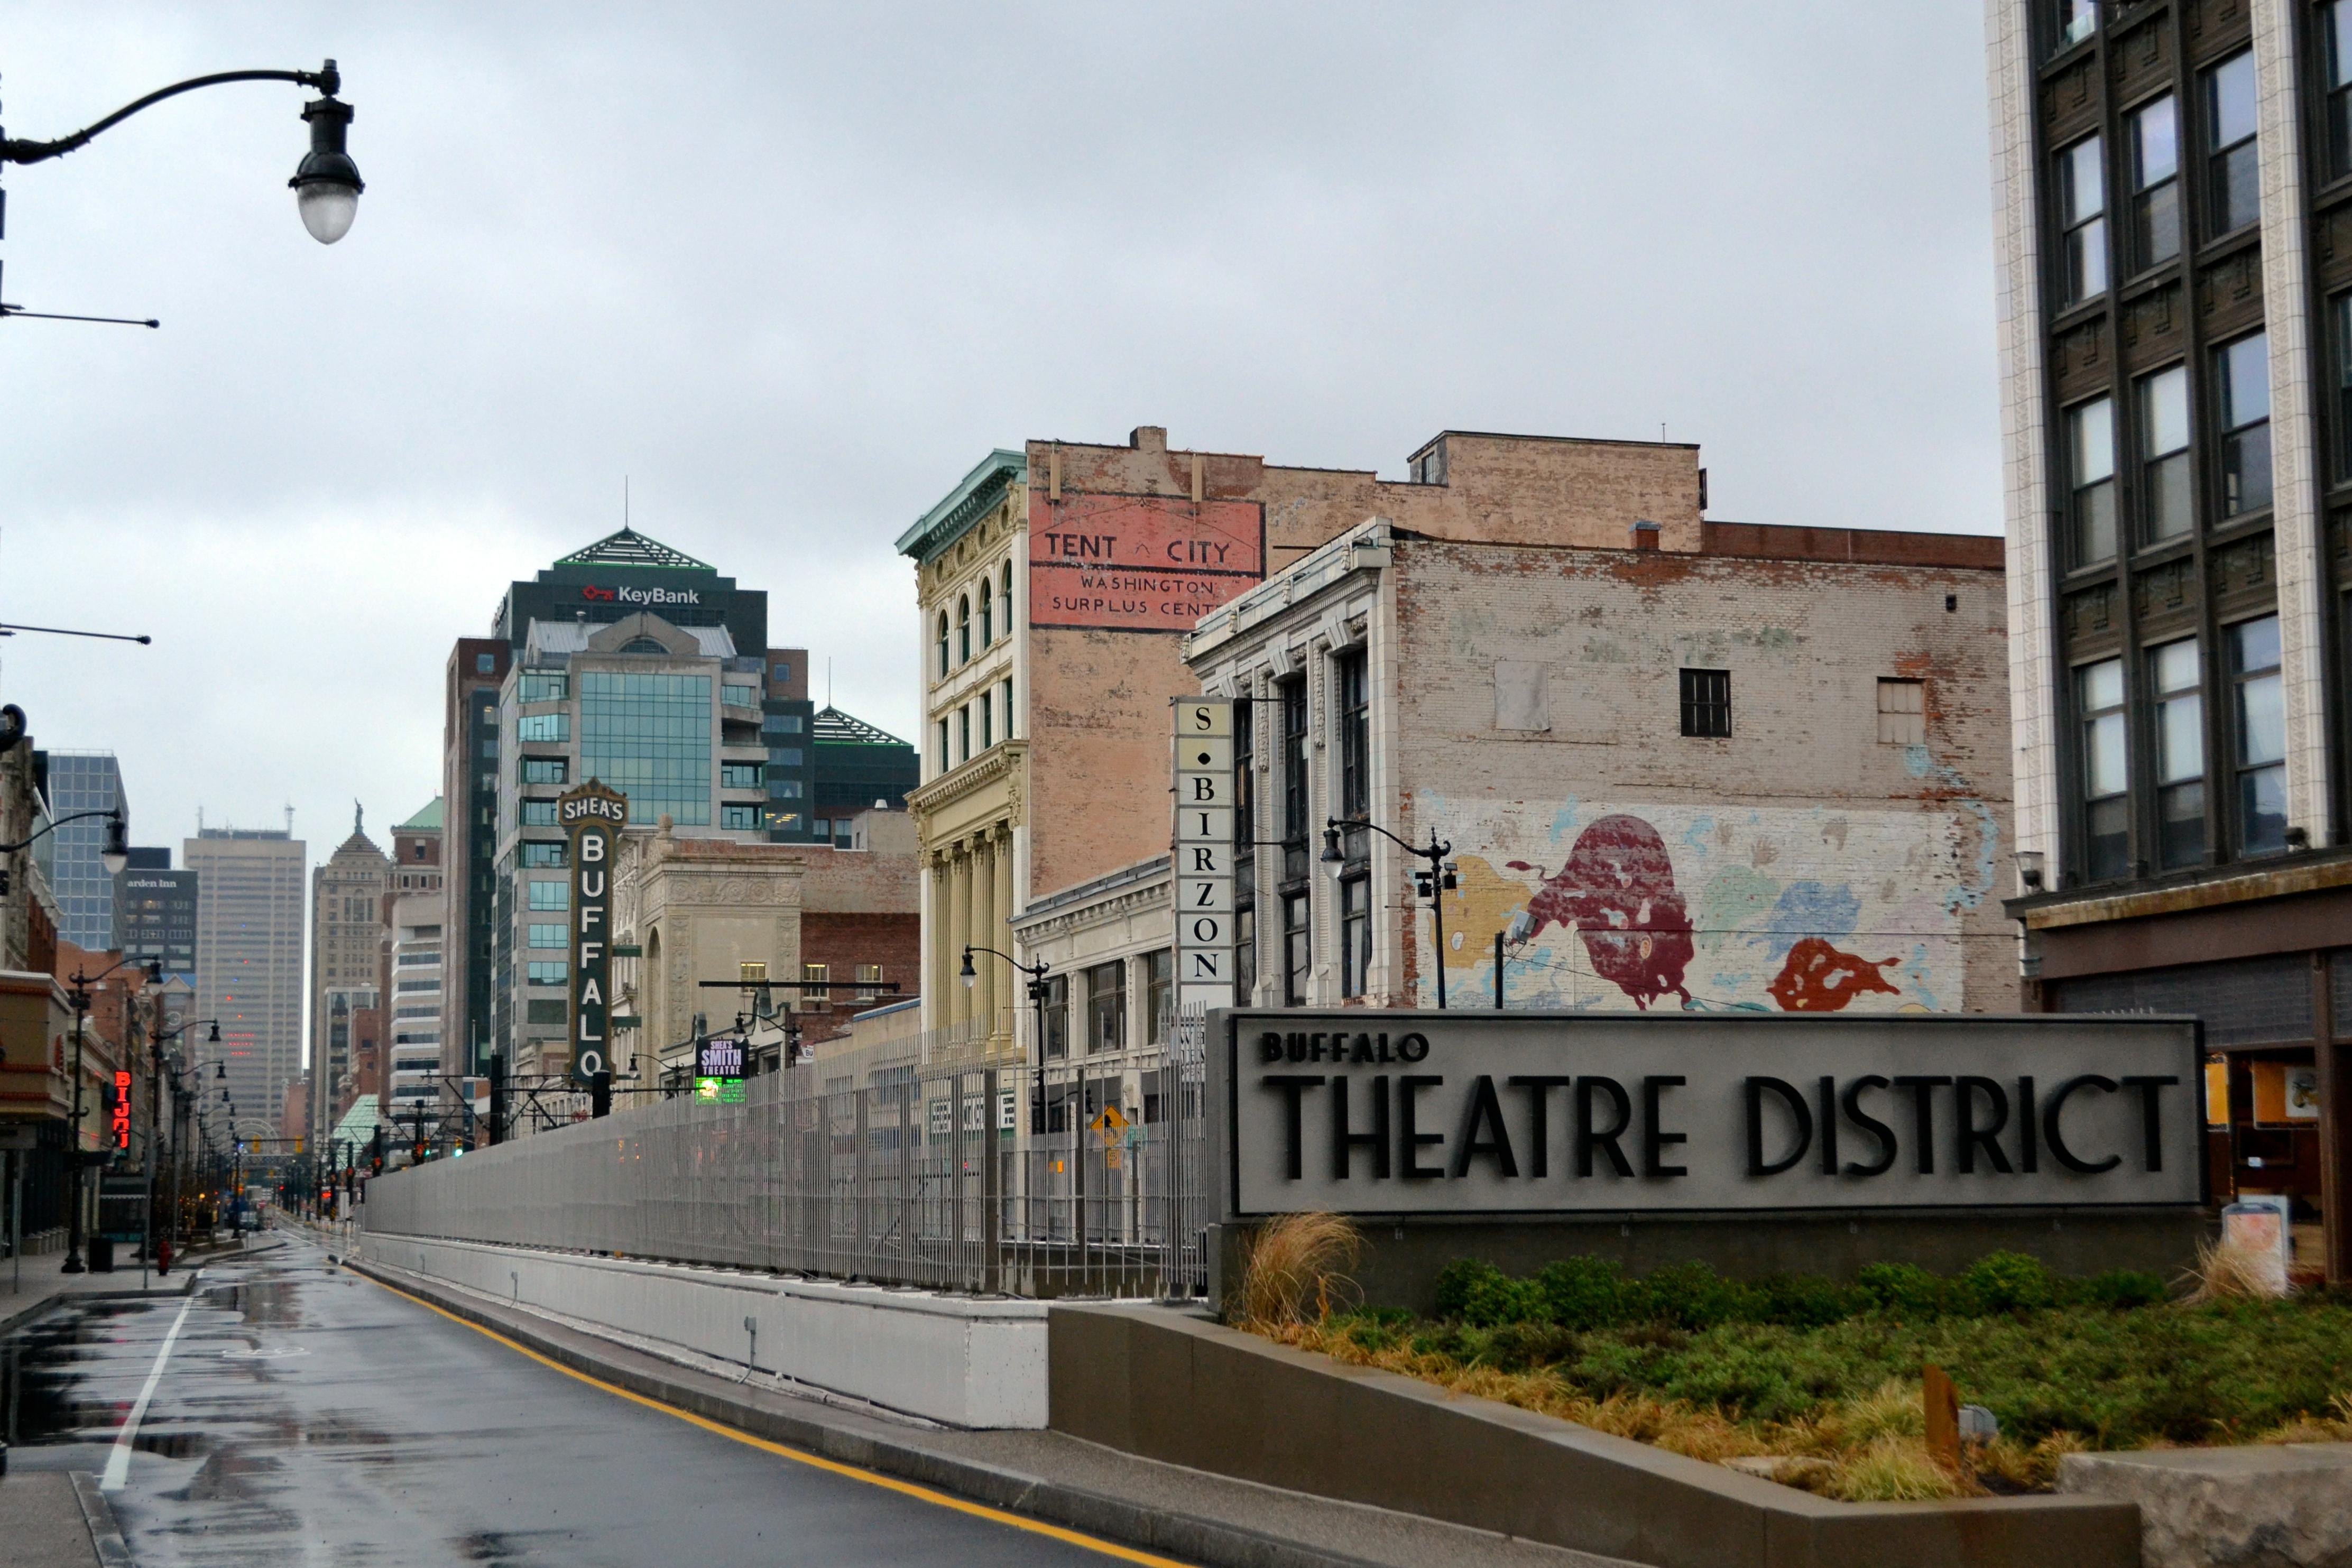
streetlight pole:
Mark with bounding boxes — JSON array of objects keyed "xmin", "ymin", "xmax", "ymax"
[
  {"xmin": 60, "ymin": 937, "xmax": 158, "ymax": 1273},
  {"xmin": 1323, "ymin": 816, "xmax": 1456, "ymax": 1011},
  {"xmin": 2, "ymin": 61, "xmax": 365, "ymax": 246},
  {"xmin": 962, "ymin": 944, "xmax": 1051, "ymax": 1276}
]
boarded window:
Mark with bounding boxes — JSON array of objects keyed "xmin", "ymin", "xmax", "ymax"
[
  {"xmin": 1877, "ymin": 678, "xmax": 1926, "ymax": 745},
  {"xmin": 1494, "ymin": 661, "xmax": 1551, "ymax": 732}
]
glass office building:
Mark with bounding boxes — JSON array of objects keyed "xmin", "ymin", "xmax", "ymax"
[{"xmin": 42, "ymin": 751, "xmax": 125, "ymax": 950}]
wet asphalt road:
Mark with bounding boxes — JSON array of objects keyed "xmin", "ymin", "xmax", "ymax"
[{"xmin": 3, "ymin": 1235, "xmax": 1133, "ymax": 1566}]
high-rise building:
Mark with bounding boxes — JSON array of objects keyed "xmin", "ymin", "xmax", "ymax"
[
  {"xmin": 381, "ymin": 799, "xmax": 446, "ymax": 1118},
  {"xmin": 41, "ymin": 751, "xmax": 124, "ymax": 949},
  {"xmin": 1986, "ymin": 2, "xmax": 2351, "ymax": 1276},
  {"xmin": 185, "ymin": 828, "xmax": 306, "ymax": 1142},
  {"xmin": 440, "ymin": 637, "xmax": 509, "ymax": 1084},
  {"xmin": 115, "ymin": 848, "xmax": 197, "ymax": 981},
  {"xmin": 309, "ymin": 810, "xmax": 390, "ymax": 1150}
]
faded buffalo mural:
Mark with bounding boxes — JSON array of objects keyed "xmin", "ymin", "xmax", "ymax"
[{"xmin": 1423, "ymin": 799, "xmax": 1994, "ymax": 1014}]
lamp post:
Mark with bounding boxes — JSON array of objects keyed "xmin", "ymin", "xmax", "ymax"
[
  {"xmin": 1323, "ymin": 816, "xmax": 1456, "ymax": 1010},
  {"xmin": 2, "ymin": 60, "xmax": 364, "ymax": 245},
  {"xmin": 60, "ymin": 942, "xmax": 160, "ymax": 1273},
  {"xmin": 145, "ymin": 1018, "xmax": 217, "ymax": 1279}
]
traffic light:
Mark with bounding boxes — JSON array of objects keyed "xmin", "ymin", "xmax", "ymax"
[{"xmin": 590, "ymin": 1069, "xmax": 612, "ymax": 1119}]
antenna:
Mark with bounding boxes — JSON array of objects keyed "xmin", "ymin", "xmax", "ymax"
[
  {"xmin": 285, "ymin": 803, "xmax": 296, "ymax": 836},
  {"xmin": 826, "ymin": 658, "xmax": 833, "ymax": 706},
  {"xmin": 624, "ymin": 475, "xmax": 630, "ymax": 530}
]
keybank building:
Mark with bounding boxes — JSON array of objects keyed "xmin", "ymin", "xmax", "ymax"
[{"xmin": 483, "ymin": 530, "xmax": 778, "ymax": 1079}]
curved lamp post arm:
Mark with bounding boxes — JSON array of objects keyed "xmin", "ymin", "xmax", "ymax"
[
  {"xmin": 1324, "ymin": 815, "xmax": 1450, "ymax": 862},
  {"xmin": 0, "ymin": 806, "xmax": 122, "ymax": 855},
  {"xmin": 2, "ymin": 64, "xmax": 336, "ymax": 165},
  {"xmin": 961, "ymin": 943, "xmax": 1047, "ymax": 983}
]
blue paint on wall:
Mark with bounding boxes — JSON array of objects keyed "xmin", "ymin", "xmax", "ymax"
[{"xmin": 1749, "ymin": 881, "xmax": 1860, "ymax": 962}]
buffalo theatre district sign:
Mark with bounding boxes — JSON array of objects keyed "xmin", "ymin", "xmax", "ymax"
[
  {"xmin": 1174, "ymin": 698, "xmax": 1238, "ymax": 1012},
  {"xmin": 562, "ymin": 782, "xmax": 629, "ymax": 1086},
  {"xmin": 1215, "ymin": 1011, "xmax": 2204, "ymax": 1217}
]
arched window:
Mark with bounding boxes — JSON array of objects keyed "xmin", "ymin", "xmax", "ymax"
[
  {"xmin": 978, "ymin": 578, "xmax": 993, "ymax": 648},
  {"xmin": 1002, "ymin": 559, "xmax": 1013, "ymax": 617},
  {"xmin": 957, "ymin": 596, "xmax": 971, "ymax": 665},
  {"xmin": 936, "ymin": 613, "xmax": 950, "ymax": 678},
  {"xmin": 620, "ymin": 637, "xmax": 667, "ymax": 654}
]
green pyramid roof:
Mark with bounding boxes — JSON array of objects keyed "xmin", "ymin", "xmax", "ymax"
[
  {"xmin": 328, "ymin": 1095, "xmax": 383, "ymax": 1156},
  {"xmin": 555, "ymin": 527, "xmax": 711, "ymax": 571},
  {"xmin": 395, "ymin": 797, "xmax": 444, "ymax": 832}
]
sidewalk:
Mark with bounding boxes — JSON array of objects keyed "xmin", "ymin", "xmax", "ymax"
[
  {"xmin": 1, "ymin": 1241, "xmax": 213, "ymax": 1335},
  {"xmin": 0, "ymin": 1471, "xmax": 128, "ymax": 1568}
]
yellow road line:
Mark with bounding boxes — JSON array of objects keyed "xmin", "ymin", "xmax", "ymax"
[{"xmin": 361, "ymin": 1271, "xmax": 1191, "ymax": 1567}]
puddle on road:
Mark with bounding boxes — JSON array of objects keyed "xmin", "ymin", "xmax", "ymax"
[{"xmin": 0, "ymin": 1300, "xmax": 142, "ymax": 1445}]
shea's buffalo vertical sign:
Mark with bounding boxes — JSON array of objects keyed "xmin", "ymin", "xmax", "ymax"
[
  {"xmin": 562, "ymin": 782, "xmax": 628, "ymax": 1086},
  {"xmin": 1030, "ymin": 494, "xmax": 1265, "ymax": 633}
]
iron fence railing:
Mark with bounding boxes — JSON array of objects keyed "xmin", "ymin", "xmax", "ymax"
[{"xmin": 365, "ymin": 1007, "xmax": 1211, "ymax": 1299}]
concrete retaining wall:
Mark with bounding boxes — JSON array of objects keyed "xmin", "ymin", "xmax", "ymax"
[
  {"xmin": 357, "ymin": 1232, "xmax": 1047, "ymax": 1429},
  {"xmin": 1049, "ymin": 1302, "xmax": 2142, "ymax": 1568}
]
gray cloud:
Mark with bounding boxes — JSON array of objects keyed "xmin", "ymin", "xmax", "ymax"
[{"xmin": 1, "ymin": 1, "xmax": 1995, "ymax": 866}]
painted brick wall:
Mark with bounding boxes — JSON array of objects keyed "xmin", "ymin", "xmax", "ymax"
[{"xmin": 1389, "ymin": 537, "xmax": 2017, "ymax": 1014}]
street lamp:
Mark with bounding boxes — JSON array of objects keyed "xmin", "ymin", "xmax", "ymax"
[
  {"xmin": 963, "ymin": 943, "xmax": 1052, "ymax": 1139},
  {"xmin": 60, "ymin": 952, "xmax": 161, "ymax": 1273},
  {"xmin": 1323, "ymin": 816, "xmax": 1457, "ymax": 1010},
  {"xmin": 2, "ymin": 59, "xmax": 363, "ymax": 245}
]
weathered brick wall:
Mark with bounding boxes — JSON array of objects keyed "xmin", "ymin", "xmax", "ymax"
[{"xmin": 1389, "ymin": 538, "xmax": 2017, "ymax": 1014}]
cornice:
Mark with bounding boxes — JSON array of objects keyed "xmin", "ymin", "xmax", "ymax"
[
  {"xmin": 896, "ymin": 450, "xmax": 1027, "ymax": 565},
  {"xmin": 907, "ymin": 741, "xmax": 1028, "ymax": 832}
]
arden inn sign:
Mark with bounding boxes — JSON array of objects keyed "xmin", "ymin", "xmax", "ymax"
[{"xmin": 1213, "ymin": 1011, "xmax": 2203, "ymax": 1218}]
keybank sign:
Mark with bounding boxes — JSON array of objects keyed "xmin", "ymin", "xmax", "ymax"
[
  {"xmin": 1215, "ymin": 1011, "xmax": 2203, "ymax": 1217},
  {"xmin": 580, "ymin": 584, "xmax": 703, "ymax": 607}
]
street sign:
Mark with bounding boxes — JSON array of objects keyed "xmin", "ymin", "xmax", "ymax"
[
  {"xmin": 1090, "ymin": 1104, "xmax": 1128, "ymax": 1148},
  {"xmin": 1173, "ymin": 698, "xmax": 1239, "ymax": 1013},
  {"xmin": 563, "ymin": 780, "xmax": 629, "ymax": 1086}
]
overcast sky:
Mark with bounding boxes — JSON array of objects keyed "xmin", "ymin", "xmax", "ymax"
[{"xmin": 2, "ymin": 2, "xmax": 1997, "ymax": 879}]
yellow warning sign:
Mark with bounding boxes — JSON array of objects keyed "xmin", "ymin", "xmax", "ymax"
[{"xmin": 1090, "ymin": 1105, "xmax": 1128, "ymax": 1146}]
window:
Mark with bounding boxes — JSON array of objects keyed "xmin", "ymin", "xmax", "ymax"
[
  {"xmin": 2207, "ymin": 51, "xmax": 2259, "ymax": 236},
  {"xmin": 813, "ymin": 817, "xmax": 833, "ymax": 841},
  {"xmin": 936, "ymin": 718, "xmax": 950, "ymax": 773},
  {"xmin": 766, "ymin": 809, "xmax": 800, "ymax": 831},
  {"xmin": 1336, "ymin": 650, "xmax": 1369, "ymax": 860},
  {"xmin": 522, "ymin": 757, "xmax": 567, "ymax": 785},
  {"xmin": 2231, "ymin": 616, "xmax": 2286, "ymax": 854},
  {"xmin": 958, "ymin": 705, "xmax": 971, "ymax": 763},
  {"xmin": 520, "ymin": 799, "xmax": 559, "ymax": 826},
  {"xmin": 768, "ymin": 778, "xmax": 804, "ymax": 799},
  {"xmin": 527, "ymin": 923, "xmax": 566, "ymax": 950},
  {"xmin": 957, "ymin": 596, "xmax": 971, "ymax": 665},
  {"xmin": 1876, "ymin": 678, "xmax": 1926, "ymax": 745},
  {"xmin": 1041, "ymin": 975, "xmax": 1069, "ymax": 1059},
  {"xmin": 2217, "ymin": 331, "xmax": 2272, "ymax": 517},
  {"xmin": 1235, "ymin": 904, "xmax": 1258, "ymax": 998},
  {"xmin": 801, "ymin": 963, "xmax": 828, "ymax": 1012},
  {"xmin": 1084, "ymin": 961, "xmax": 1126, "ymax": 1053},
  {"xmin": 856, "ymin": 963, "xmax": 884, "ymax": 1002},
  {"xmin": 1002, "ymin": 558, "xmax": 1012, "ymax": 610},
  {"xmin": 517, "ymin": 712, "xmax": 568, "ymax": 743},
  {"xmin": 979, "ymin": 690, "xmax": 994, "ymax": 750},
  {"xmin": 768, "ymin": 748, "xmax": 805, "ymax": 768},
  {"xmin": 773, "ymin": 661, "xmax": 792, "ymax": 684},
  {"xmin": 476, "ymin": 652, "xmax": 496, "ymax": 674},
  {"xmin": 1679, "ymin": 668, "xmax": 1731, "ymax": 737},
  {"xmin": 721, "ymin": 762, "xmax": 763, "ymax": 789},
  {"xmin": 526, "ymin": 999, "xmax": 568, "ymax": 1026},
  {"xmin": 2137, "ymin": 365, "xmax": 2192, "ymax": 541},
  {"xmin": 527, "ymin": 880, "xmax": 567, "ymax": 911},
  {"xmin": 527, "ymin": 960, "xmax": 568, "ymax": 986},
  {"xmin": 721, "ymin": 804, "xmax": 761, "ymax": 830},
  {"xmin": 722, "ymin": 681, "xmax": 759, "ymax": 708},
  {"xmin": 521, "ymin": 842, "xmax": 566, "ymax": 868},
  {"xmin": 2150, "ymin": 639, "xmax": 2206, "ymax": 871},
  {"xmin": 1282, "ymin": 892, "xmax": 1311, "ymax": 1006},
  {"xmin": 1145, "ymin": 949, "xmax": 1172, "ymax": 1045},
  {"xmin": 1001, "ymin": 677, "xmax": 1014, "ymax": 741},
  {"xmin": 580, "ymin": 670, "xmax": 712, "ymax": 827},
  {"xmin": 2331, "ymin": 2, "xmax": 2352, "ymax": 179},
  {"xmin": 979, "ymin": 578, "xmax": 993, "ymax": 648},
  {"xmin": 519, "ymin": 672, "xmax": 566, "ymax": 703},
  {"xmin": 762, "ymin": 713, "xmax": 804, "ymax": 735},
  {"xmin": 936, "ymin": 613, "xmax": 950, "ymax": 678},
  {"xmin": 1280, "ymin": 677, "xmax": 1309, "ymax": 877},
  {"xmin": 2054, "ymin": 0, "xmax": 2096, "ymax": 49},
  {"xmin": 2067, "ymin": 396, "xmax": 2118, "ymax": 563},
  {"xmin": 2078, "ymin": 659, "xmax": 2128, "ymax": 881},
  {"xmin": 2056, "ymin": 135, "xmax": 2107, "ymax": 306},
  {"xmin": 2127, "ymin": 95, "xmax": 2179, "ymax": 270},
  {"xmin": 1340, "ymin": 875, "xmax": 1371, "ymax": 999}
]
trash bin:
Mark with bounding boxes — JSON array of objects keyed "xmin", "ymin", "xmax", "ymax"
[{"xmin": 88, "ymin": 1234, "xmax": 115, "ymax": 1272}]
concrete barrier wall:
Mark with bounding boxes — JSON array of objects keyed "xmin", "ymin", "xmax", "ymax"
[
  {"xmin": 358, "ymin": 1232, "xmax": 1047, "ymax": 1429},
  {"xmin": 1049, "ymin": 1302, "xmax": 2141, "ymax": 1568}
]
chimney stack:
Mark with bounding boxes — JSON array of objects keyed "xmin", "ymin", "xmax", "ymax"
[{"xmin": 1630, "ymin": 520, "xmax": 1662, "ymax": 552}]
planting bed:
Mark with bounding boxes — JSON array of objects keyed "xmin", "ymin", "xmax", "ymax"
[{"xmin": 1244, "ymin": 1251, "xmax": 2352, "ymax": 1502}]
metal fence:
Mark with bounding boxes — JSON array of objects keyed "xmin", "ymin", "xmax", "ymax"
[{"xmin": 366, "ymin": 1012, "xmax": 1211, "ymax": 1299}]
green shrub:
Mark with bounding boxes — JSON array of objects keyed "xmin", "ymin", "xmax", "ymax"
[
  {"xmin": 2069, "ymin": 1270, "xmax": 2167, "ymax": 1311},
  {"xmin": 1643, "ymin": 1260, "xmax": 1760, "ymax": 1331},
  {"xmin": 1754, "ymin": 1271, "xmax": 1861, "ymax": 1329},
  {"xmin": 1959, "ymin": 1251, "xmax": 2055, "ymax": 1315},
  {"xmin": 1856, "ymin": 1261, "xmax": 1945, "ymax": 1318},
  {"xmin": 1434, "ymin": 1259, "xmax": 1543, "ymax": 1327},
  {"xmin": 1535, "ymin": 1256, "xmax": 1634, "ymax": 1330}
]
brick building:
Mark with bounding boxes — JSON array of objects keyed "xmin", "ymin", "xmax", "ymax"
[
  {"xmin": 898, "ymin": 426, "xmax": 1709, "ymax": 1048},
  {"xmin": 610, "ymin": 809, "xmax": 920, "ymax": 1087}
]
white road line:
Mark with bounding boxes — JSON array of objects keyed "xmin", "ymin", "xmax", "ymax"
[{"xmin": 100, "ymin": 1289, "xmax": 198, "ymax": 1492}]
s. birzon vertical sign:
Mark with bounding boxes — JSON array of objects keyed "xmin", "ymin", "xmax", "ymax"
[{"xmin": 561, "ymin": 782, "xmax": 629, "ymax": 1086}]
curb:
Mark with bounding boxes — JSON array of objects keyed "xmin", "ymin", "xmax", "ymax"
[
  {"xmin": 70, "ymin": 1472, "xmax": 132, "ymax": 1567},
  {"xmin": 0, "ymin": 1268, "xmax": 202, "ymax": 1339},
  {"xmin": 348, "ymin": 1256, "xmax": 1389, "ymax": 1568}
]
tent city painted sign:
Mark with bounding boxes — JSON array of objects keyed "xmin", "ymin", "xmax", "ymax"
[
  {"xmin": 1214, "ymin": 1011, "xmax": 2203, "ymax": 1218},
  {"xmin": 563, "ymin": 782, "xmax": 629, "ymax": 1086},
  {"xmin": 1029, "ymin": 494, "xmax": 1265, "ymax": 633}
]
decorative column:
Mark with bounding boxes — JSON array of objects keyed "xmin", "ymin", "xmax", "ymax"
[
  {"xmin": 995, "ymin": 825, "xmax": 1016, "ymax": 1046},
  {"xmin": 946, "ymin": 844, "xmax": 972, "ymax": 1029},
  {"xmin": 972, "ymin": 833, "xmax": 998, "ymax": 1035},
  {"xmin": 929, "ymin": 854, "xmax": 954, "ymax": 1032}
]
